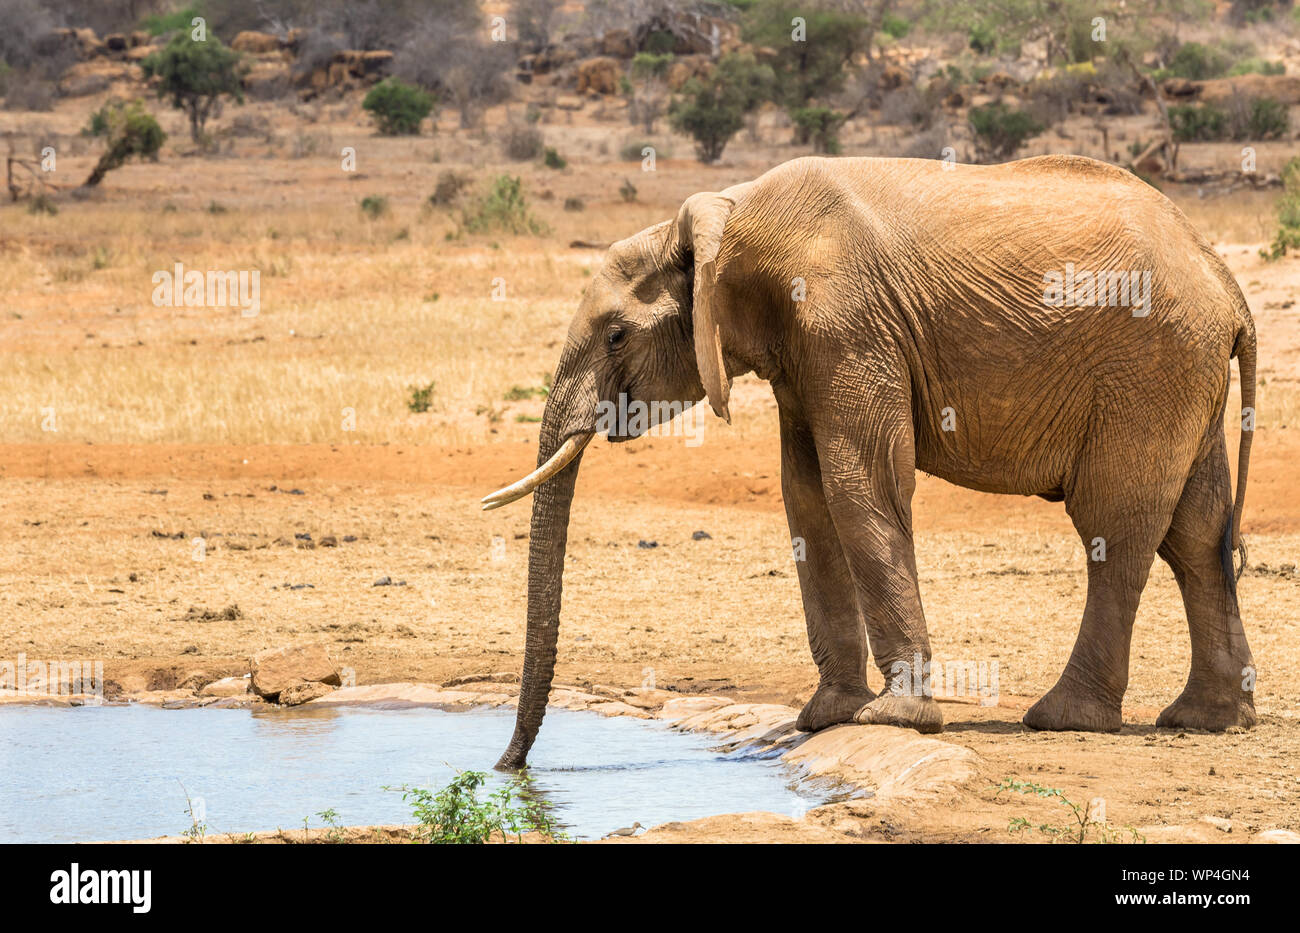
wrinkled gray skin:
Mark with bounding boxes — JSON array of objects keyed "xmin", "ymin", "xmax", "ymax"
[{"xmin": 494, "ymin": 155, "xmax": 1257, "ymax": 770}]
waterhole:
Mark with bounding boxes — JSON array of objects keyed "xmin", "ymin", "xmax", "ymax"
[{"xmin": 0, "ymin": 704, "xmax": 829, "ymax": 842}]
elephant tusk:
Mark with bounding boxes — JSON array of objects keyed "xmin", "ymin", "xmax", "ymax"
[{"xmin": 481, "ymin": 432, "xmax": 593, "ymax": 511}]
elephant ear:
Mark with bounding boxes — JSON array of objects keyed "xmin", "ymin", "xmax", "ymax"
[{"xmin": 673, "ymin": 185, "xmax": 750, "ymax": 424}]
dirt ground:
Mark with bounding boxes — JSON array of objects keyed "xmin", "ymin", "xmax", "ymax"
[{"xmin": 1, "ymin": 87, "xmax": 1298, "ymax": 842}]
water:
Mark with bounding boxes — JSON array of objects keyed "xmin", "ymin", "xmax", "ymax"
[{"xmin": 0, "ymin": 704, "xmax": 825, "ymax": 842}]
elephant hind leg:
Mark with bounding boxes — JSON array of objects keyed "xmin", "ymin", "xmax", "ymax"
[
  {"xmin": 1155, "ymin": 437, "xmax": 1256, "ymax": 731},
  {"xmin": 1024, "ymin": 437, "xmax": 1188, "ymax": 732}
]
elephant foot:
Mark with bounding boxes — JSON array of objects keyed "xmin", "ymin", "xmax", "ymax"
[
  {"xmin": 1023, "ymin": 679, "xmax": 1122, "ymax": 732},
  {"xmin": 1156, "ymin": 684, "xmax": 1256, "ymax": 732},
  {"xmin": 796, "ymin": 683, "xmax": 876, "ymax": 732},
  {"xmin": 853, "ymin": 693, "xmax": 944, "ymax": 734}
]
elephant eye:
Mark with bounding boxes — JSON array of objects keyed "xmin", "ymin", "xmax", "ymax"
[{"xmin": 607, "ymin": 326, "xmax": 628, "ymax": 350}]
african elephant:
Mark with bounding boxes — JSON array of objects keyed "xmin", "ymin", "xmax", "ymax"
[{"xmin": 484, "ymin": 155, "xmax": 1257, "ymax": 770}]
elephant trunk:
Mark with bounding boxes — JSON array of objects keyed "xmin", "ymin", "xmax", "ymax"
[{"xmin": 493, "ymin": 381, "xmax": 591, "ymax": 770}]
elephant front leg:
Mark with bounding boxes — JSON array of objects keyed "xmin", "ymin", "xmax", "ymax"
[
  {"xmin": 818, "ymin": 424, "xmax": 943, "ymax": 734},
  {"xmin": 779, "ymin": 405, "xmax": 876, "ymax": 732}
]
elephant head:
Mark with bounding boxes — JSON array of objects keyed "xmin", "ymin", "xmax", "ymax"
[{"xmin": 483, "ymin": 184, "xmax": 752, "ymax": 769}]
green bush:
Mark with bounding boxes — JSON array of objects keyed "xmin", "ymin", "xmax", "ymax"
[
  {"xmin": 1229, "ymin": 58, "xmax": 1286, "ymax": 77},
  {"xmin": 969, "ymin": 24, "xmax": 997, "ymax": 55},
  {"xmin": 1245, "ymin": 96, "xmax": 1289, "ymax": 138},
  {"xmin": 141, "ymin": 34, "xmax": 247, "ymax": 142},
  {"xmin": 407, "ymin": 381, "xmax": 436, "ymax": 413},
  {"xmin": 362, "ymin": 79, "xmax": 435, "ymax": 135},
  {"xmin": 460, "ymin": 175, "xmax": 547, "ymax": 235},
  {"xmin": 881, "ymin": 13, "xmax": 911, "ymax": 38},
  {"xmin": 743, "ymin": 2, "xmax": 869, "ymax": 106},
  {"xmin": 642, "ymin": 29, "xmax": 677, "ymax": 54},
  {"xmin": 1263, "ymin": 157, "xmax": 1300, "ymax": 261},
  {"xmin": 968, "ymin": 102, "xmax": 1044, "ymax": 161},
  {"xmin": 620, "ymin": 140, "xmax": 654, "ymax": 161},
  {"xmin": 1170, "ymin": 97, "xmax": 1288, "ymax": 141},
  {"xmin": 360, "ymin": 195, "xmax": 389, "ymax": 218},
  {"xmin": 790, "ymin": 106, "xmax": 846, "ymax": 154},
  {"xmin": 393, "ymin": 770, "xmax": 564, "ymax": 844},
  {"xmin": 669, "ymin": 69, "xmax": 751, "ymax": 164},
  {"xmin": 82, "ymin": 100, "xmax": 166, "ymax": 187},
  {"xmin": 542, "ymin": 146, "xmax": 566, "ymax": 169},
  {"xmin": 140, "ymin": 4, "xmax": 202, "ymax": 35},
  {"xmin": 1164, "ymin": 42, "xmax": 1231, "ymax": 81},
  {"xmin": 1169, "ymin": 102, "xmax": 1228, "ymax": 141}
]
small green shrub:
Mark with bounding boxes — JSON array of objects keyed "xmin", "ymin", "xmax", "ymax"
[
  {"xmin": 407, "ymin": 381, "xmax": 436, "ymax": 413},
  {"xmin": 1169, "ymin": 102, "xmax": 1228, "ymax": 141},
  {"xmin": 1229, "ymin": 58, "xmax": 1286, "ymax": 77},
  {"xmin": 459, "ymin": 175, "xmax": 548, "ymax": 235},
  {"xmin": 619, "ymin": 177, "xmax": 638, "ymax": 202},
  {"xmin": 997, "ymin": 778, "xmax": 1145, "ymax": 844},
  {"xmin": 968, "ymin": 102, "xmax": 1044, "ymax": 161},
  {"xmin": 1170, "ymin": 97, "xmax": 1289, "ymax": 141},
  {"xmin": 789, "ymin": 106, "xmax": 846, "ymax": 154},
  {"xmin": 542, "ymin": 146, "xmax": 566, "ymax": 169},
  {"xmin": 362, "ymin": 79, "xmax": 435, "ymax": 135},
  {"xmin": 360, "ymin": 195, "xmax": 389, "ymax": 218},
  {"xmin": 669, "ymin": 76, "xmax": 745, "ymax": 163},
  {"xmin": 881, "ymin": 13, "xmax": 910, "ymax": 39},
  {"xmin": 504, "ymin": 384, "xmax": 549, "ymax": 401},
  {"xmin": 1262, "ymin": 156, "xmax": 1300, "ymax": 261},
  {"xmin": 392, "ymin": 770, "xmax": 565, "ymax": 844},
  {"xmin": 620, "ymin": 140, "xmax": 653, "ymax": 161},
  {"xmin": 1164, "ymin": 42, "xmax": 1232, "ymax": 81},
  {"xmin": 82, "ymin": 100, "xmax": 167, "ymax": 187},
  {"xmin": 563, "ymin": 196, "xmax": 585, "ymax": 211}
]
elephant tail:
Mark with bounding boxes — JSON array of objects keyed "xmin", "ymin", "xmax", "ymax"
[{"xmin": 1230, "ymin": 320, "xmax": 1256, "ymax": 572}]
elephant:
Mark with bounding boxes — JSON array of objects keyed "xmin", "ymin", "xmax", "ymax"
[{"xmin": 483, "ymin": 155, "xmax": 1257, "ymax": 770}]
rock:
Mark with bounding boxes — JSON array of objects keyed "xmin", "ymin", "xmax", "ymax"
[
  {"xmin": 1250, "ymin": 829, "xmax": 1300, "ymax": 844},
  {"xmin": 278, "ymin": 681, "xmax": 336, "ymax": 706},
  {"xmin": 600, "ymin": 29, "xmax": 636, "ymax": 59},
  {"xmin": 590, "ymin": 700, "xmax": 652, "ymax": 719},
  {"xmin": 1201, "ymin": 815, "xmax": 1233, "ymax": 833},
  {"xmin": 443, "ymin": 671, "xmax": 519, "ymax": 687},
  {"xmin": 199, "ymin": 676, "xmax": 250, "ymax": 698},
  {"xmin": 57, "ymin": 60, "xmax": 136, "ymax": 97},
  {"xmin": 243, "ymin": 61, "xmax": 291, "ymax": 100},
  {"xmin": 575, "ymin": 57, "xmax": 622, "ymax": 96},
  {"xmin": 249, "ymin": 644, "xmax": 341, "ymax": 699},
  {"xmin": 231, "ymin": 30, "xmax": 282, "ymax": 54},
  {"xmin": 1196, "ymin": 73, "xmax": 1300, "ymax": 106},
  {"xmin": 879, "ymin": 63, "xmax": 911, "ymax": 91},
  {"xmin": 177, "ymin": 670, "xmax": 211, "ymax": 692},
  {"xmin": 657, "ymin": 695, "xmax": 734, "ymax": 720}
]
